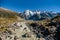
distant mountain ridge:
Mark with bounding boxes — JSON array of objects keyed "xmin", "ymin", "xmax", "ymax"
[
  {"xmin": 19, "ymin": 10, "xmax": 59, "ymax": 20},
  {"xmin": 0, "ymin": 7, "xmax": 60, "ymax": 21}
]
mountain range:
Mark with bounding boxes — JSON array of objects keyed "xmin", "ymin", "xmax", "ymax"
[
  {"xmin": 0, "ymin": 7, "xmax": 60, "ymax": 40},
  {"xmin": 0, "ymin": 7, "xmax": 60, "ymax": 21},
  {"xmin": 19, "ymin": 10, "xmax": 60, "ymax": 20}
]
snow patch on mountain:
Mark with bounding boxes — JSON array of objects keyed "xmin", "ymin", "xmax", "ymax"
[{"xmin": 19, "ymin": 10, "xmax": 59, "ymax": 20}]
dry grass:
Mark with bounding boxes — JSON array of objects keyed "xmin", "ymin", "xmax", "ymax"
[{"xmin": 0, "ymin": 18, "xmax": 17, "ymax": 32}]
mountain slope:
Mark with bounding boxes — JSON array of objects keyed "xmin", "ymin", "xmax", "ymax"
[
  {"xmin": 52, "ymin": 15, "xmax": 60, "ymax": 22},
  {"xmin": 0, "ymin": 7, "xmax": 25, "ymax": 26},
  {"xmin": 0, "ymin": 8, "xmax": 19, "ymax": 18}
]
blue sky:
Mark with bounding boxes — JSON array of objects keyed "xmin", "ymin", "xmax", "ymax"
[{"xmin": 0, "ymin": 0, "xmax": 60, "ymax": 12}]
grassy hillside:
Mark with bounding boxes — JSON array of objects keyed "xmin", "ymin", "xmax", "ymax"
[
  {"xmin": 0, "ymin": 8, "xmax": 19, "ymax": 18},
  {"xmin": 0, "ymin": 8, "xmax": 23, "ymax": 32},
  {"xmin": 0, "ymin": 8, "xmax": 25, "ymax": 26}
]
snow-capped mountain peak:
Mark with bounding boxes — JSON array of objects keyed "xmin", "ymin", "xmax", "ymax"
[
  {"xmin": 24, "ymin": 10, "xmax": 30, "ymax": 16},
  {"xmin": 36, "ymin": 10, "xmax": 41, "ymax": 14},
  {"xmin": 19, "ymin": 10, "xmax": 58, "ymax": 20},
  {"xmin": 24, "ymin": 10, "xmax": 34, "ymax": 16}
]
